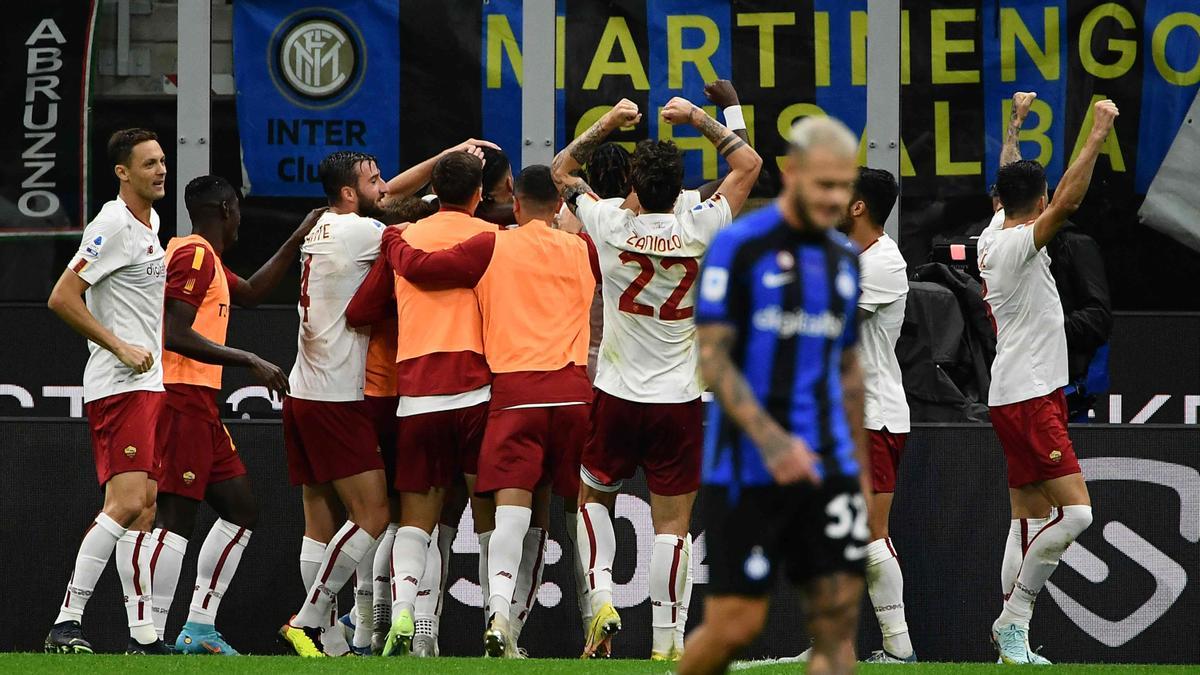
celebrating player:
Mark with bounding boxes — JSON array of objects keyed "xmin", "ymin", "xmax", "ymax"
[
  {"xmin": 278, "ymin": 151, "xmax": 390, "ymax": 657},
  {"xmin": 551, "ymin": 95, "xmax": 762, "ymax": 660},
  {"xmin": 381, "ymin": 164, "xmax": 600, "ymax": 658},
  {"xmin": 681, "ymin": 116, "xmax": 869, "ymax": 675},
  {"xmin": 979, "ymin": 94, "xmax": 1116, "ymax": 664},
  {"xmin": 838, "ymin": 167, "xmax": 916, "ymax": 663},
  {"xmin": 45, "ymin": 128, "xmax": 171, "ymax": 654},
  {"xmin": 147, "ymin": 176, "xmax": 323, "ymax": 654}
]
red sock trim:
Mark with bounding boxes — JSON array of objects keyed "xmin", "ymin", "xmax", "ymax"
[
  {"xmin": 132, "ymin": 531, "xmax": 147, "ymax": 620},
  {"xmin": 311, "ymin": 525, "xmax": 360, "ymax": 604},
  {"xmin": 521, "ymin": 530, "xmax": 548, "ymax": 612},
  {"xmin": 581, "ymin": 507, "xmax": 598, "ymax": 590},
  {"xmin": 667, "ymin": 537, "xmax": 684, "ymax": 623},
  {"xmin": 202, "ymin": 527, "xmax": 245, "ymax": 610}
]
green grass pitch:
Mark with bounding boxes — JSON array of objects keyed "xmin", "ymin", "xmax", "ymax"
[{"xmin": 4, "ymin": 654, "xmax": 1198, "ymax": 674}]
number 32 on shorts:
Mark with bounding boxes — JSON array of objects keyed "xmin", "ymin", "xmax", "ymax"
[{"xmin": 825, "ymin": 492, "xmax": 869, "ymax": 561}]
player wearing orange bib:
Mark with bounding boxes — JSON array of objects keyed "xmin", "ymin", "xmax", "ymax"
[
  {"xmin": 146, "ymin": 176, "xmax": 321, "ymax": 655},
  {"xmin": 382, "ymin": 165, "xmax": 599, "ymax": 658}
]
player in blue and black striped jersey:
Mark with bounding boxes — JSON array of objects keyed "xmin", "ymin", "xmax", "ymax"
[{"xmin": 679, "ymin": 116, "xmax": 871, "ymax": 675}]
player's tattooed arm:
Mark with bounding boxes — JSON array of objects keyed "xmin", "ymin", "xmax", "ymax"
[
  {"xmin": 699, "ymin": 323, "xmax": 821, "ymax": 485},
  {"xmin": 552, "ymin": 99, "xmax": 641, "ymax": 201},
  {"xmin": 662, "ymin": 97, "xmax": 762, "ymax": 217},
  {"xmin": 558, "ymin": 179, "xmax": 596, "ymax": 216},
  {"xmin": 1000, "ymin": 91, "xmax": 1036, "ymax": 167},
  {"xmin": 840, "ymin": 349, "xmax": 871, "ymax": 498}
]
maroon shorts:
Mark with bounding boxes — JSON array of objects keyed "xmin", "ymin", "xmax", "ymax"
[
  {"xmin": 365, "ymin": 395, "xmax": 400, "ymax": 487},
  {"xmin": 990, "ymin": 390, "xmax": 1081, "ymax": 488},
  {"xmin": 283, "ymin": 397, "xmax": 384, "ymax": 486},
  {"xmin": 868, "ymin": 428, "xmax": 908, "ymax": 493},
  {"xmin": 85, "ymin": 390, "xmax": 165, "ymax": 486},
  {"xmin": 475, "ymin": 404, "xmax": 589, "ymax": 498},
  {"xmin": 393, "ymin": 402, "xmax": 487, "ymax": 493},
  {"xmin": 156, "ymin": 387, "xmax": 246, "ymax": 500},
  {"xmin": 581, "ymin": 390, "xmax": 703, "ymax": 496}
]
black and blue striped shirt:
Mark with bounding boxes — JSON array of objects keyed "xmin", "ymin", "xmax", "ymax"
[{"xmin": 696, "ymin": 202, "xmax": 861, "ymax": 489}]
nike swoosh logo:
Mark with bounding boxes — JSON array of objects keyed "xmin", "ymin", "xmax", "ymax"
[
  {"xmin": 844, "ymin": 544, "xmax": 866, "ymax": 561},
  {"xmin": 762, "ymin": 272, "xmax": 794, "ymax": 288}
]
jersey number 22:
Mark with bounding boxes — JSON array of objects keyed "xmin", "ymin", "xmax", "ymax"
[{"xmin": 618, "ymin": 252, "xmax": 698, "ymax": 321}]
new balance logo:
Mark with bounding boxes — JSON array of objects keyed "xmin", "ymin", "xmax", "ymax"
[
  {"xmin": 762, "ymin": 271, "xmax": 795, "ymax": 288},
  {"xmin": 498, "ymin": 571, "xmax": 513, "ymax": 580},
  {"xmin": 403, "ymin": 575, "xmax": 419, "ymax": 585},
  {"xmin": 374, "ymin": 575, "xmax": 388, "ymax": 583}
]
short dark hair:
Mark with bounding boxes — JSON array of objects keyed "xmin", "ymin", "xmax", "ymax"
[
  {"xmin": 480, "ymin": 146, "xmax": 511, "ymax": 201},
  {"xmin": 319, "ymin": 150, "xmax": 378, "ymax": 202},
  {"xmin": 630, "ymin": 140, "xmax": 683, "ymax": 212},
  {"xmin": 995, "ymin": 160, "xmax": 1047, "ymax": 217},
  {"xmin": 107, "ymin": 128, "xmax": 158, "ymax": 166},
  {"xmin": 431, "ymin": 151, "xmax": 483, "ymax": 206},
  {"xmin": 184, "ymin": 175, "xmax": 237, "ymax": 219},
  {"xmin": 513, "ymin": 165, "xmax": 559, "ymax": 207},
  {"xmin": 377, "ymin": 196, "xmax": 437, "ymax": 224},
  {"xmin": 585, "ymin": 142, "xmax": 632, "ymax": 200},
  {"xmin": 854, "ymin": 167, "xmax": 898, "ymax": 227}
]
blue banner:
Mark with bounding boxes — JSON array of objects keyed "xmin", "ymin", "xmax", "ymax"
[{"xmin": 233, "ymin": 1, "xmax": 400, "ymax": 197}]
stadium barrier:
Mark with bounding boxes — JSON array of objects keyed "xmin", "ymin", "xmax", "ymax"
[{"xmin": 1, "ymin": 420, "xmax": 1195, "ymax": 662}]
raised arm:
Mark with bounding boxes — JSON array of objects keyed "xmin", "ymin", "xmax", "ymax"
[
  {"xmin": 381, "ymin": 226, "xmax": 494, "ymax": 288},
  {"xmin": 386, "ymin": 139, "xmax": 500, "ymax": 198},
  {"xmin": 661, "ymin": 97, "xmax": 762, "ymax": 217},
  {"xmin": 552, "ymin": 99, "xmax": 641, "ymax": 213},
  {"xmin": 696, "ymin": 79, "xmax": 752, "ymax": 200},
  {"xmin": 230, "ymin": 207, "xmax": 326, "ymax": 308},
  {"xmin": 48, "ymin": 269, "xmax": 153, "ymax": 373},
  {"xmin": 1000, "ymin": 91, "xmax": 1037, "ymax": 168},
  {"xmin": 699, "ymin": 323, "xmax": 820, "ymax": 485},
  {"xmin": 163, "ymin": 298, "xmax": 289, "ymax": 397},
  {"xmin": 1032, "ymin": 99, "xmax": 1119, "ymax": 250}
]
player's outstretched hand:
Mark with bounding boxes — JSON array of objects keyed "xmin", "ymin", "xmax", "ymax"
[
  {"xmin": 604, "ymin": 99, "xmax": 642, "ymax": 129},
  {"xmin": 294, "ymin": 206, "xmax": 328, "ymax": 239},
  {"xmin": 1092, "ymin": 99, "xmax": 1119, "ymax": 133},
  {"xmin": 116, "ymin": 343, "xmax": 154, "ymax": 374},
  {"xmin": 765, "ymin": 436, "xmax": 822, "ymax": 486},
  {"xmin": 1012, "ymin": 91, "xmax": 1037, "ymax": 120},
  {"xmin": 250, "ymin": 355, "xmax": 289, "ymax": 399},
  {"xmin": 704, "ymin": 80, "xmax": 740, "ymax": 108},
  {"xmin": 660, "ymin": 97, "xmax": 696, "ymax": 126}
]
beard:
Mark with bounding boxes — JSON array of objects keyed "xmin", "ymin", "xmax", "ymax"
[{"xmin": 355, "ymin": 188, "xmax": 386, "ymax": 221}]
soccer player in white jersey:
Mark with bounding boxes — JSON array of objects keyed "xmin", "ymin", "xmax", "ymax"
[
  {"xmin": 838, "ymin": 167, "xmax": 916, "ymax": 663},
  {"xmin": 552, "ymin": 97, "xmax": 762, "ymax": 659},
  {"xmin": 45, "ymin": 128, "xmax": 172, "ymax": 654},
  {"xmin": 979, "ymin": 96, "xmax": 1118, "ymax": 664},
  {"xmin": 278, "ymin": 151, "xmax": 390, "ymax": 657}
]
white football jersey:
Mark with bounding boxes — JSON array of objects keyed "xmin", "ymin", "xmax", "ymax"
[
  {"xmin": 857, "ymin": 233, "xmax": 910, "ymax": 432},
  {"xmin": 978, "ymin": 210, "xmax": 1068, "ymax": 406},
  {"xmin": 576, "ymin": 190, "xmax": 732, "ymax": 403},
  {"xmin": 289, "ymin": 211, "xmax": 384, "ymax": 402},
  {"xmin": 67, "ymin": 198, "xmax": 166, "ymax": 403}
]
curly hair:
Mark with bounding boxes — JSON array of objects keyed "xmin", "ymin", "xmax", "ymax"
[
  {"xmin": 630, "ymin": 140, "xmax": 683, "ymax": 212},
  {"xmin": 585, "ymin": 142, "xmax": 632, "ymax": 200}
]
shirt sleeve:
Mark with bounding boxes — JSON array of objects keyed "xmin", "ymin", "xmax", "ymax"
[
  {"xmin": 164, "ymin": 243, "xmax": 217, "ymax": 308},
  {"xmin": 382, "ymin": 227, "xmax": 495, "ymax": 288},
  {"xmin": 69, "ymin": 217, "xmax": 132, "ymax": 285},
  {"xmin": 695, "ymin": 231, "xmax": 744, "ymax": 325},
  {"xmin": 223, "ymin": 266, "xmax": 241, "ymax": 292},
  {"xmin": 345, "ymin": 217, "xmax": 385, "ymax": 264},
  {"xmin": 346, "ymin": 253, "xmax": 396, "ymax": 327},
  {"xmin": 688, "ymin": 193, "xmax": 734, "ymax": 243},
  {"xmin": 575, "ymin": 192, "xmax": 621, "ymax": 243},
  {"xmin": 577, "ymin": 232, "xmax": 602, "ymax": 283},
  {"xmin": 857, "ymin": 249, "xmax": 904, "ymax": 313}
]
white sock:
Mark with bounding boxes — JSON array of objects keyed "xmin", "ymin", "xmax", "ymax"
[
  {"xmin": 650, "ymin": 534, "xmax": 687, "ymax": 655},
  {"xmin": 478, "ymin": 530, "xmax": 492, "ymax": 625},
  {"xmin": 866, "ymin": 537, "xmax": 913, "ymax": 659},
  {"xmin": 562, "ymin": 509, "xmax": 593, "ymax": 627},
  {"xmin": 116, "ymin": 530, "xmax": 157, "ymax": 643},
  {"xmin": 487, "ymin": 506, "xmax": 531, "ymax": 620},
  {"xmin": 56, "ymin": 512, "xmax": 126, "ymax": 624},
  {"xmin": 998, "ymin": 505, "xmax": 1092, "ymax": 629},
  {"xmin": 675, "ymin": 533, "xmax": 693, "ymax": 653},
  {"xmin": 1001, "ymin": 515, "xmax": 1049, "ymax": 598},
  {"xmin": 148, "ymin": 528, "xmax": 188, "ymax": 639},
  {"xmin": 578, "ymin": 502, "xmax": 616, "ymax": 615},
  {"xmin": 187, "ymin": 520, "xmax": 249, "ymax": 626},
  {"xmin": 510, "ymin": 527, "xmax": 547, "ymax": 642},
  {"xmin": 294, "ymin": 522, "xmax": 378, "ymax": 628},
  {"xmin": 373, "ymin": 524, "xmax": 397, "ymax": 631},
  {"xmin": 352, "ymin": 544, "xmax": 377, "ymax": 648},
  {"xmin": 300, "ymin": 536, "xmax": 325, "ymax": 591},
  {"xmin": 322, "ymin": 600, "xmax": 350, "ymax": 656},
  {"xmin": 390, "ymin": 526, "xmax": 432, "ymax": 617},
  {"xmin": 416, "ymin": 523, "xmax": 455, "ymax": 639}
]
